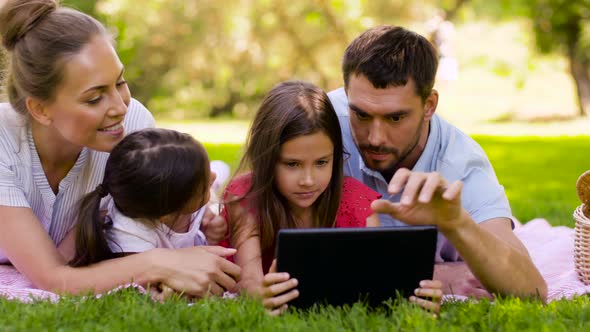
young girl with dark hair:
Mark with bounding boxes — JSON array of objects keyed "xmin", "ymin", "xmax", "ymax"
[
  {"xmin": 223, "ymin": 81, "xmax": 442, "ymax": 315},
  {"xmin": 70, "ymin": 128, "xmax": 224, "ymax": 269}
]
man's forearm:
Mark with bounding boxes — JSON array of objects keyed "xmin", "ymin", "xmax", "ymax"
[{"xmin": 440, "ymin": 211, "xmax": 547, "ymax": 301}]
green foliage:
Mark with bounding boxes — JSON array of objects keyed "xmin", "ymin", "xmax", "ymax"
[
  {"xmin": 61, "ymin": 0, "xmax": 97, "ymax": 16},
  {"xmin": 89, "ymin": 0, "xmax": 432, "ymax": 119},
  {"xmin": 529, "ymin": 1, "xmax": 587, "ymax": 57},
  {"xmin": 465, "ymin": 0, "xmax": 530, "ymax": 20},
  {"xmin": 2, "ymin": 287, "xmax": 590, "ymax": 330},
  {"xmin": 1, "ymin": 0, "xmax": 582, "ymax": 119}
]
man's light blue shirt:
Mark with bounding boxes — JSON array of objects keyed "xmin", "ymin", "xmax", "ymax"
[{"xmin": 328, "ymin": 87, "xmax": 512, "ymax": 262}]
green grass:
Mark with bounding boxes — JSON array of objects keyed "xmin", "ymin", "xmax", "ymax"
[
  {"xmin": 477, "ymin": 135, "xmax": 590, "ymax": 226},
  {"xmin": 1, "ymin": 288, "xmax": 589, "ymax": 331},
  {"xmin": 1, "ymin": 135, "xmax": 589, "ymax": 331}
]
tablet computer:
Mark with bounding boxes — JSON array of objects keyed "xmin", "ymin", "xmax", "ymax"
[{"xmin": 275, "ymin": 226, "xmax": 437, "ymax": 309}]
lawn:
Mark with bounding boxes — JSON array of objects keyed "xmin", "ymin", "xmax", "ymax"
[{"xmin": 1, "ymin": 135, "xmax": 589, "ymax": 331}]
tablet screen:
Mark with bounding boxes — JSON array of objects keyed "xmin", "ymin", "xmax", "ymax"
[{"xmin": 276, "ymin": 226, "xmax": 437, "ymax": 309}]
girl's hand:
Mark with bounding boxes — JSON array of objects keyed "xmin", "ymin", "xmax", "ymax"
[
  {"xmin": 366, "ymin": 213, "xmax": 380, "ymax": 227},
  {"xmin": 409, "ymin": 279, "xmax": 443, "ymax": 316},
  {"xmin": 149, "ymin": 283, "xmax": 177, "ymax": 303},
  {"xmin": 201, "ymin": 207, "xmax": 228, "ymax": 245},
  {"xmin": 261, "ymin": 260, "xmax": 299, "ymax": 316}
]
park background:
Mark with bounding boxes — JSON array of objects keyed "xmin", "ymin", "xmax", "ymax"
[{"xmin": 1, "ymin": 1, "xmax": 590, "ymax": 330}]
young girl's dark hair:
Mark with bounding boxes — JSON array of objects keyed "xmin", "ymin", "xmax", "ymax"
[
  {"xmin": 70, "ymin": 128, "xmax": 211, "ymax": 267},
  {"xmin": 233, "ymin": 80, "xmax": 344, "ymax": 260}
]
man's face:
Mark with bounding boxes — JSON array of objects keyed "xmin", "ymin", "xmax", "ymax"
[{"xmin": 346, "ymin": 74, "xmax": 436, "ymax": 176}]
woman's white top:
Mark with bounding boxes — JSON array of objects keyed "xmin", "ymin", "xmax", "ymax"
[{"xmin": 0, "ymin": 99, "xmax": 155, "ymax": 263}]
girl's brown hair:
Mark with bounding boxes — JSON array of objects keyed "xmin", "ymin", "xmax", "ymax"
[
  {"xmin": 232, "ymin": 80, "xmax": 344, "ymax": 261},
  {"xmin": 0, "ymin": 0, "xmax": 108, "ymax": 115}
]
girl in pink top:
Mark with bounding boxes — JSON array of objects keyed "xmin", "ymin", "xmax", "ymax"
[
  {"xmin": 70, "ymin": 128, "xmax": 227, "ymax": 296},
  {"xmin": 222, "ymin": 81, "xmax": 442, "ymax": 315}
]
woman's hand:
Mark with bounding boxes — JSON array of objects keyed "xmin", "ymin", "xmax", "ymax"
[
  {"xmin": 201, "ymin": 207, "xmax": 228, "ymax": 245},
  {"xmin": 261, "ymin": 260, "xmax": 299, "ymax": 315},
  {"xmin": 152, "ymin": 246, "xmax": 240, "ymax": 298},
  {"xmin": 409, "ymin": 279, "xmax": 443, "ymax": 316}
]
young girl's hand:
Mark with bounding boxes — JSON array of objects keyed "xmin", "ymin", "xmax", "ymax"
[
  {"xmin": 366, "ymin": 213, "xmax": 380, "ymax": 227},
  {"xmin": 201, "ymin": 207, "xmax": 228, "ymax": 245},
  {"xmin": 150, "ymin": 283, "xmax": 177, "ymax": 303},
  {"xmin": 409, "ymin": 279, "xmax": 443, "ymax": 316},
  {"xmin": 261, "ymin": 259, "xmax": 299, "ymax": 316}
]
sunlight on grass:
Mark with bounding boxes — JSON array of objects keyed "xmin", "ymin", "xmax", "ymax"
[{"xmin": 476, "ymin": 136, "xmax": 590, "ymax": 225}]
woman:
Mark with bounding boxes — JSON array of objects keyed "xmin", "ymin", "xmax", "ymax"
[{"xmin": 0, "ymin": 0, "xmax": 239, "ymax": 297}]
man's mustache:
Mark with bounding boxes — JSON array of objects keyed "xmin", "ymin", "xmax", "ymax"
[{"xmin": 358, "ymin": 144, "xmax": 397, "ymax": 154}]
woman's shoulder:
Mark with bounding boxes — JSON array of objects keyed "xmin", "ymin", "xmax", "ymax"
[
  {"xmin": 123, "ymin": 98, "xmax": 156, "ymax": 132},
  {"xmin": 0, "ymin": 103, "xmax": 29, "ymax": 159}
]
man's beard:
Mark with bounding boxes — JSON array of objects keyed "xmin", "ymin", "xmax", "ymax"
[{"xmin": 358, "ymin": 119, "xmax": 424, "ymax": 178}]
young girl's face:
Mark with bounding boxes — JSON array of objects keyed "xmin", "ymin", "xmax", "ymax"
[
  {"xmin": 274, "ymin": 131, "xmax": 334, "ymax": 215},
  {"xmin": 180, "ymin": 171, "xmax": 217, "ymax": 214}
]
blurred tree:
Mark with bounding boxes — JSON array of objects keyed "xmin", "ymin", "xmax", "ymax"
[
  {"xmin": 94, "ymin": 0, "xmax": 428, "ymax": 119},
  {"xmin": 62, "ymin": 0, "xmax": 98, "ymax": 16},
  {"xmin": 438, "ymin": 0, "xmax": 470, "ymax": 21},
  {"xmin": 530, "ymin": 0, "xmax": 590, "ymax": 117},
  {"xmin": 471, "ymin": 0, "xmax": 590, "ymax": 117}
]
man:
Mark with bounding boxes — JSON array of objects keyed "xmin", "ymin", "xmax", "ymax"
[{"xmin": 328, "ymin": 26, "xmax": 546, "ymax": 300}]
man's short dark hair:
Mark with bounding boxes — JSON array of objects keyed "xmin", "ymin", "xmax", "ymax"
[{"xmin": 342, "ymin": 25, "xmax": 438, "ymax": 102}]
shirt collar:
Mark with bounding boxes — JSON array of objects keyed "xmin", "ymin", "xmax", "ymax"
[{"xmin": 413, "ymin": 114, "xmax": 439, "ymax": 172}]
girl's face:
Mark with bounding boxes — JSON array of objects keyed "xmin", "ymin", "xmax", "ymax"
[
  {"xmin": 39, "ymin": 34, "xmax": 131, "ymax": 152},
  {"xmin": 274, "ymin": 131, "xmax": 334, "ymax": 215},
  {"xmin": 181, "ymin": 171, "xmax": 217, "ymax": 214}
]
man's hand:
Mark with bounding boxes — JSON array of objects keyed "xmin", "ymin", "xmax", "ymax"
[
  {"xmin": 371, "ymin": 168, "xmax": 466, "ymax": 232},
  {"xmin": 433, "ymin": 262, "xmax": 492, "ymax": 299},
  {"xmin": 201, "ymin": 207, "xmax": 228, "ymax": 245}
]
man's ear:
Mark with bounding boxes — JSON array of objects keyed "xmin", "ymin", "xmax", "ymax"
[
  {"xmin": 423, "ymin": 89, "xmax": 438, "ymax": 121},
  {"xmin": 25, "ymin": 96, "xmax": 52, "ymax": 126}
]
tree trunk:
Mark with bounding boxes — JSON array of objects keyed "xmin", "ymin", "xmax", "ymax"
[{"xmin": 567, "ymin": 38, "xmax": 590, "ymax": 117}]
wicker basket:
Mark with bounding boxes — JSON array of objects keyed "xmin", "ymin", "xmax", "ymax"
[{"xmin": 574, "ymin": 204, "xmax": 590, "ymax": 285}]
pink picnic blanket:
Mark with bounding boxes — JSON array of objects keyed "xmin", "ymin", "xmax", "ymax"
[
  {"xmin": 0, "ymin": 218, "xmax": 588, "ymax": 303},
  {"xmin": 0, "ymin": 265, "xmax": 59, "ymax": 302},
  {"xmin": 513, "ymin": 218, "xmax": 590, "ymax": 300}
]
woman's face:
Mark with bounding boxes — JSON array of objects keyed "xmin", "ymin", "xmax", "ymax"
[{"xmin": 41, "ymin": 34, "xmax": 131, "ymax": 152}]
